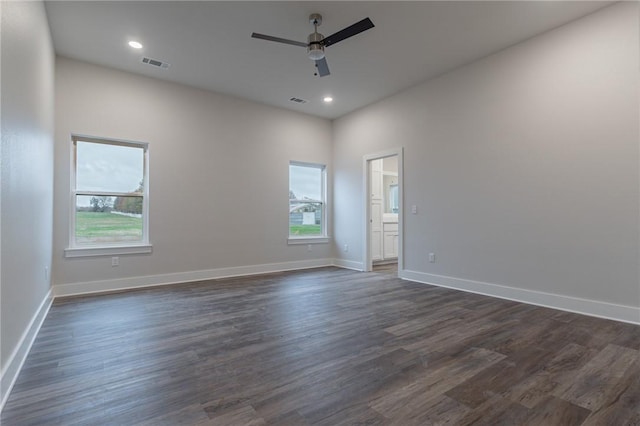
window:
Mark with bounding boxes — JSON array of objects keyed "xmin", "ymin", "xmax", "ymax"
[
  {"xmin": 289, "ymin": 162, "xmax": 327, "ymax": 243},
  {"xmin": 65, "ymin": 135, "xmax": 151, "ymax": 257}
]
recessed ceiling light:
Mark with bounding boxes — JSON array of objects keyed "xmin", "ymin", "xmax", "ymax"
[
  {"xmin": 128, "ymin": 41, "xmax": 143, "ymax": 49},
  {"xmin": 323, "ymin": 96, "xmax": 333, "ymax": 103}
]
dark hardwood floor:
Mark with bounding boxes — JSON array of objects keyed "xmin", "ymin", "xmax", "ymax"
[{"xmin": 2, "ymin": 267, "xmax": 639, "ymax": 425}]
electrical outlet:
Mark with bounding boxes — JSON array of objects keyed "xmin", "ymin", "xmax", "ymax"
[
  {"xmin": 412, "ymin": 205, "xmax": 418, "ymax": 214},
  {"xmin": 111, "ymin": 256, "xmax": 119, "ymax": 267},
  {"xmin": 429, "ymin": 253, "xmax": 435, "ymax": 263},
  {"xmin": 344, "ymin": 244, "xmax": 349, "ymax": 252},
  {"xmin": 44, "ymin": 266, "xmax": 49, "ymax": 282},
  {"xmin": 307, "ymin": 244, "xmax": 312, "ymax": 252}
]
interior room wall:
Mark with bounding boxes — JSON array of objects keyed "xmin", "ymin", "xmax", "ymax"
[
  {"xmin": 53, "ymin": 58, "xmax": 333, "ymax": 294},
  {"xmin": 1, "ymin": 0, "xmax": 55, "ymax": 400},
  {"xmin": 333, "ymin": 3, "xmax": 639, "ymax": 317}
]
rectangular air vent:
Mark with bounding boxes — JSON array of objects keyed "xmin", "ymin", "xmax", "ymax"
[
  {"xmin": 289, "ymin": 97, "xmax": 307, "ymax": 104},
  {"xmin": 141, "ymin": 57, "xmax": 170, "ymax": 69}
]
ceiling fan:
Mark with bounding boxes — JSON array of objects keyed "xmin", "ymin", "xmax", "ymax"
[{"xmin": 251, "ymin": 13, "xmax": 374, "ymax": 77}]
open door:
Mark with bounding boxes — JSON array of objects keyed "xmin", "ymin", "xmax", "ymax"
[
  {"xmin": 370, "ymin": 159, "xmax": 383, "ymax": 263},
  {"xmin": 363, "ymin": 148, "xmax": 403, "ymax": 273}
]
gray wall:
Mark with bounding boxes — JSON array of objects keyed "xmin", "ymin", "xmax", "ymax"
[
  {"xmin": 1, "ymin": 0, "xmax": 55, "ymax": 382},
  {"xmin": 52, "ymin": 58, "xmax": 333, "ymax": 289},
  {"xmin": 333, "ymin": 3, "xmax": 639, "ymax": 309}
]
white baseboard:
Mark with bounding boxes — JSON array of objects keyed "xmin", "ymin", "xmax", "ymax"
[
  {"xmin": 1, "ymin": 289, "xmax": 53, "ymax": 412},
  {"xmin": 400, "ymin": 269, "xmax": 640, "ymax": 325},
  {"xmin": 54, "ymin": 258, "xmax": 334, "ymax": 297},
  {"xmin": 332, "ymin": 258, "xmax": 365, "ymax": 271}
]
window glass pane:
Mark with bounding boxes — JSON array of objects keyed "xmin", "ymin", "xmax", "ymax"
[
  {"xmin": 289, "ymin": 164, "xmax": 321, "ymax": 201},
  {"xmin": 289, "ymin": 164, "xmax": 324, "ymax": 236},
  {"xmin": 76, "ymin": 141, "xmax": 144, "ymax": 193},
  {"xmin": 75, "ymin": 195, "xmax": 143, "ymax": 245}
]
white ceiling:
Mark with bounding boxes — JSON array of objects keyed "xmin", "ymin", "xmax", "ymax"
[{"xmin": 45, "ymin": 1, "xmax": 612, "ymax": 119}]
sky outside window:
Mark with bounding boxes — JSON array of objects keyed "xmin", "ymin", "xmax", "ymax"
[{"xmin": 76, "ymin": 141, "xmax": 143, "ymax": 206}]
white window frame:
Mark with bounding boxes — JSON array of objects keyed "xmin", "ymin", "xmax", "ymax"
[
  {"xmin": 288, "ymin": 161, "xmax": 329, "ymax": 245},
  {"xmin": 64, "ymin": 134, "xmax": 152, "ymax": 258}
]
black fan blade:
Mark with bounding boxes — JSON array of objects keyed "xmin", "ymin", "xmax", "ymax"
[
  {"xmin": 323, "ymin": 18, "xmax": 374, "ymax": 47},
  {"xmin": 251, "ymin": 33, "xmax": 307, "ymax": 48},
  {"xmin": 315, "ymin": 57, "xmax": 330, "ymax": 77}
]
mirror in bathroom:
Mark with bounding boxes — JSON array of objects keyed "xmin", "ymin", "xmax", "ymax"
[
  {"xmin": 388, "ymin": 184, "xmax": 398, "ymax": 213},
  {"xmin": 383, "ymin": 174, "xmax": 399, "ymax": 214}
]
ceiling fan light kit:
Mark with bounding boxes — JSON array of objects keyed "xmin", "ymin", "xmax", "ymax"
[
  {"xmin": 307, "ymin": 33, "xmax": 325, "ymax": 60},
  {"xmin": 251, "ymin": 13, "xmax": 375, "ymax": 77}
]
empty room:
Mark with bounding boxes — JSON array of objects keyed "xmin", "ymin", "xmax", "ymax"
[{"xmin": 1, "ymin": 1, "xmax": 639, "ymax": 424}]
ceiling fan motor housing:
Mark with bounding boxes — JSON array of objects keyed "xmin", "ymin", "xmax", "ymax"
[{"xmin": 307, "ymin": 32, "xmax": 325, "ymax": 60}]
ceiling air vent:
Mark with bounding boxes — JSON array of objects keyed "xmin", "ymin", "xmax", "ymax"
[
  {"xmin": 141, "ymin": 57, "xmax": 170, "ymax": 69},
  {"xmin": 289, "ymin": 97, "xmax": 307, "ymax": 104}
]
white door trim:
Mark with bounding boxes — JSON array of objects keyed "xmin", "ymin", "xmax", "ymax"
[{"xmin": 362, "ymin": 148, "xmax": 404, "ymax": 272}]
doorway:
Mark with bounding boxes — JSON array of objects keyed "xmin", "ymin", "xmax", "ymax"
[{"xmin": 363, "ymin": 148, "xmax": 403, "ymax": 273}]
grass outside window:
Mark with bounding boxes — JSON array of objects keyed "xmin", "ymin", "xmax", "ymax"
[
  {"xmin": 289, "ymin": 224, "xmax": 322, "ymax": 236},
  {"xmin": 75, "ymin": 211, "xmax": 142, "ymax": 244}
]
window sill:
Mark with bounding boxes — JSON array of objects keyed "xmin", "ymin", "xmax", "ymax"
[
  {"xmin": 65, "ymin": 244, "xmax": 153, "ymax": 258},
  {"xmin": 287, "ymin": 237, "xmax": 330, "ymax": 245}
]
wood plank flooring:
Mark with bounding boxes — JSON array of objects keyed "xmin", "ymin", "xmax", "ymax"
[{"xmin": 2, "ymin": 267, "xmax": 639, "ymax": 425}]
